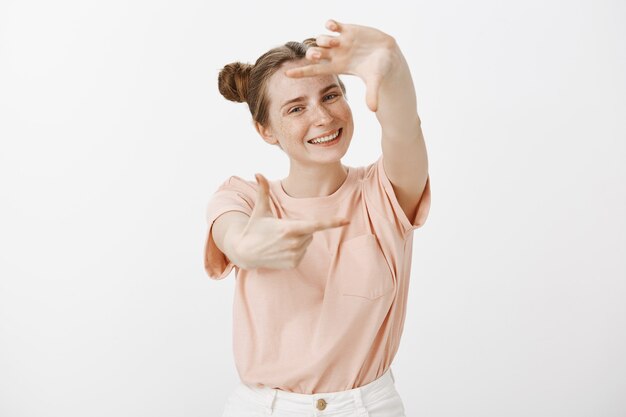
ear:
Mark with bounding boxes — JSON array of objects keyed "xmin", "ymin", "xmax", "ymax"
[{"xmin": 254, "ymin": 121, "xmax": 279, "ymax": 146}]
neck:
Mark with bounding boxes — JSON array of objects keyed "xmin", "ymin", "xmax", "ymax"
[{"xmin": 281, "ymin": 161, "xmax": 348, "ymax": 198}]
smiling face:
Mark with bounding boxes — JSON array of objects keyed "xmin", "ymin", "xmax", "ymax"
[{"xmin": 255, "ymin": 59, "xmax": 354, "ymax": 167}]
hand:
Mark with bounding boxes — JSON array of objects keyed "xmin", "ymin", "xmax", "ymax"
[
  {"xmin": 285, "ymin": 19, "xmax": 398, "ymax": 112},
  {"xmin": 232, "ymin": 173, "xmax": 351, "ymax": 270}
]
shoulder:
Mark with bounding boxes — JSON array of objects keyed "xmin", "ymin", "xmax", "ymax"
[
  {"xmin": 206, "ymin": 175, "xmax": 258, "ymax": 216},
  {"xmin": 216, "ymin": 175, "xmax": 258, "ymax": 195}
]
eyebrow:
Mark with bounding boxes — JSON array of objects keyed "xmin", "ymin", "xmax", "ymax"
[{"xmin": 280, "ymin": 83, "xmax": 340, "ymax": 110}]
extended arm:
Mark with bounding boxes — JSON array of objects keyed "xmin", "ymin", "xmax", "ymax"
[{"xmin": 375, "ymin": 39, "xmax": 429, "ymax": 223}]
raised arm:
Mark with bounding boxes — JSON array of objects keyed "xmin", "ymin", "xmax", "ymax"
[
  {"xmin": 285, "ymin": 19, "xmax": 429, "ymax": 223},
  {"xmin": 375, "ymin": 38, "xmax": 429, "ymax": 223}
]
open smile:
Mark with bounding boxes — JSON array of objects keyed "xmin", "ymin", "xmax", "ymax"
[{"xmin": 307, "ymin": 128, "xmax": 343, "ymax": 146}]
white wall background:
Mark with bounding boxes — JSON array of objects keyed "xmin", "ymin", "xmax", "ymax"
[{"xmin": 1, "ymin": 0, "xmax": 624, "ymax": 416}]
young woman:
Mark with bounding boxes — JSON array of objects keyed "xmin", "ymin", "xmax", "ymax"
[{"xmin": 204, "ymin": 19, "xmax": 431, "ymax": 417}]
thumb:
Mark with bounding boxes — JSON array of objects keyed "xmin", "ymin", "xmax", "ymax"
[
  {"xmin": 250, "ymin": 173, "xmax": 274, "ymax": 219},
  {"xmin": 364, "ymin": 75, "xmax": 381, "ymax": 113}
]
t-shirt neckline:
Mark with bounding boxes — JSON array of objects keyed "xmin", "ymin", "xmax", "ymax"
[{"xmin": 271, "ymin": 165, "xmax": 356, "ymax": 208}]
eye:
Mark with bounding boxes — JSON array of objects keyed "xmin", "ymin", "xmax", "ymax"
[
  {"xmin": 288, "ymin": 106, "xmax": 304, "ymax": 114},
  {"xmin": 324, "ymin": 93, "xmax": 339, "ymax": 101}
]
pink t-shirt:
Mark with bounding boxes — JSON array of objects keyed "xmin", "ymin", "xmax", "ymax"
[{"xmin": 204, "ymin": 154, "xmax": 431, "ymax": 394}]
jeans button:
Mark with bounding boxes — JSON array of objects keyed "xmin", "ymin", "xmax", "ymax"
[{"xmin": 316, "ymin": 398, "xmax": 327, "ymax": 410}]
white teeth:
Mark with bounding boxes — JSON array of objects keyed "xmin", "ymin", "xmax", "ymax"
[{"xmin": 308, "ymin": 129, "xmax": 340, "ymax": 144}]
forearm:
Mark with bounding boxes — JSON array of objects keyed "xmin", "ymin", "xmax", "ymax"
[
  {"xmin": 374, "ymin": 38, "xmax": 422, "ymax": 142},
  {"xmin": 212, "ymin": 211, "xmax": 250, "ymax": 269},
  {"xmin": 373, "ymin": 36, "xmax": 429, "ymax": 212},
  {"xmin": 222, "ymin": 220, "xmax": 249, "ymax": 269}
]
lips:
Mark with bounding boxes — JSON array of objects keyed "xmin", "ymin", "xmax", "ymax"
[{"xmin": 306, "ymin": 128, "xmax": 341, "ymax": 143}]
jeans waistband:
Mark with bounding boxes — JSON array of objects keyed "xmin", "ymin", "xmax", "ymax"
[{"xmin": 234, "ymin": 367, "xmax": 397, "ymax": 415}]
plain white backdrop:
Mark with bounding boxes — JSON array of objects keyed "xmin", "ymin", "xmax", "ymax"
[{"xmin": 1, "ymin": 0, "xmax": 624, "ymax": 416}]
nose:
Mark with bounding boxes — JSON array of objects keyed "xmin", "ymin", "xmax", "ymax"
[{"xmin": 313, "ymin": 103, "xmax": 333, "ymax": 125}]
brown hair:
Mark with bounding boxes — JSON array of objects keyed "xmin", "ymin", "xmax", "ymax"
[{"xmin": 217, "ymin": 38, "xmax": 347, "ymax": 129}]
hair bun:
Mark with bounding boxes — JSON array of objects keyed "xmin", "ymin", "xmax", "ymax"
[{"xmin": 218, "ymin": 62, "xmax": 253, "ymax": 103}]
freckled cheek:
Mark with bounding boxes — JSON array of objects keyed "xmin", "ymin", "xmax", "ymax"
[
  {"xmin": 281, "ymin": 126, "xmax": 308, "ymax": 144},
  {"xmin": 337, "ymin": 103, "xmax": 353, "ymax": 120}
]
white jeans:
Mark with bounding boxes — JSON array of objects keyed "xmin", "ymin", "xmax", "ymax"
[{"xmin": 221, "ymin": 367, "xmax": 406, "ymax": 417}]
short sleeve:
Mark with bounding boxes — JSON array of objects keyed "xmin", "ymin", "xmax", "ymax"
[
  {"xmin": 203, "ymin": 176, "xmax": 255, "ymax": 280},
  {"xmin": 362, "ymin": 154, "xmax": 431, "ymax": 238}
]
